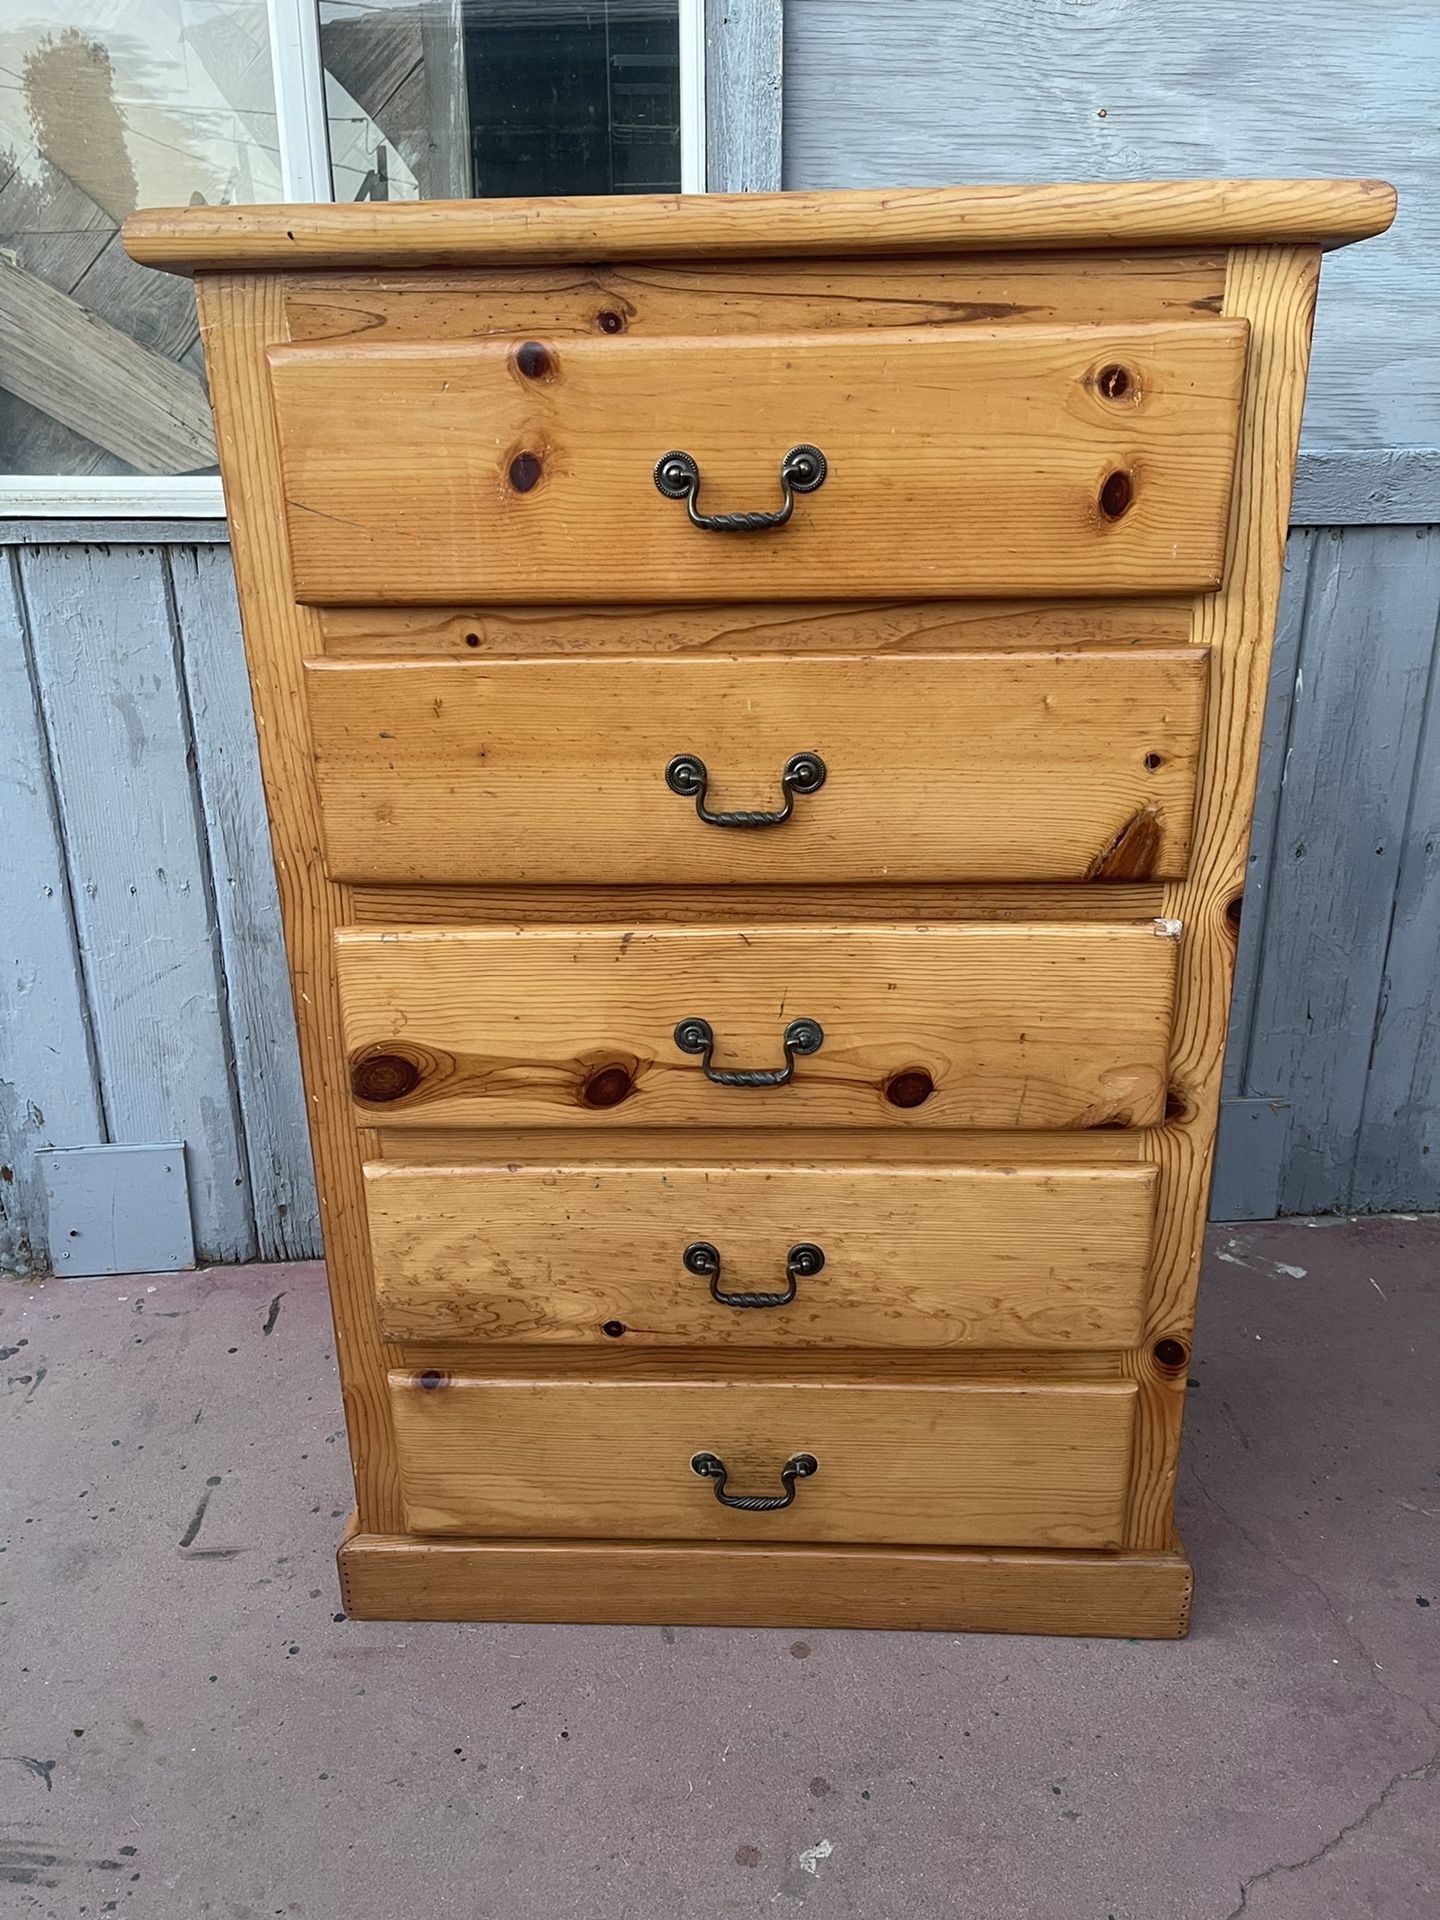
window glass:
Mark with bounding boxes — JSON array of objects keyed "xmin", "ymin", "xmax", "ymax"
[
  {"xmin": 0, "ymin": 0, "xmax": 282, "ymax": 477},
  {"xmin": 319, "ymin": 0, "xmax": 681, "ymax": 204}
]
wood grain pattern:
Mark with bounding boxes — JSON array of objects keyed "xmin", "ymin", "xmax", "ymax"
[
  {"xmin": 269, "ymin": 322, "xmax": 1249, "ymax": 603},
  {"xmin": 320, "ymin": 595, "xmax": 1196, "ymax": 657},
  {"xmin": 1130, "ymin": 248, "xmax": 1323, "ymax": 1549},
  {"xmin": 338, "ymin": 1524, "xmax": 1193, "ymax": 1636},
  {"xmin": 334, "ymin": 921, "xmax": 1180, "ymax": 1132},
  {"xmin": 305, "ymin": 650, "xmax": 1209, "ymax": 885},
  {"xmin": 388, "ymin": 1374, "xmax": 1139, "ymax": 1547},
  {"xmin": 193, "ymin": 272, "xmax": 403, "ymax": 1532},
  {"xmin": 282, "ymin": 251, "xmax": 1230, "ymax": 345},
  {"xmin": 363, "ymin": 1160, "xmax": 1158, "ymax": 1348},
  {"xmin": 122, "ymin": 179, "xmax": 1395, "ymax": 275}
]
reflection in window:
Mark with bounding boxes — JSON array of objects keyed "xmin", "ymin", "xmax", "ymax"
[
  {"xmin": 320, "ymin": 0, "xmax": 682, "ymax": 204},
  {"xmin": 0, "ymin": 0, "xmax": 281, "ymax": 476},
  {"xmin": 0, "ymin": 0, "xmax": 684, "ymax": 479}
]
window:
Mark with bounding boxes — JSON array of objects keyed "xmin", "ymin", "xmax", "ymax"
[{"xmin": 0, "ymin": 0, "xmax": 702, "ymax": 510}]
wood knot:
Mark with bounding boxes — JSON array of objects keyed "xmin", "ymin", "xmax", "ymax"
[
  {"xmin": 581, "ymin": 1063, "xmax": 634, "ymax": 1108},
  {"xmin": 885, "ymin": 1067, "xmax": 934, "ymax": 1109},
  {"xmin": 514, "ymin": 340, "xmax": 553, "ymax": 379},
  {"xmin": 350, "ymin": 1051, "xmax": 421, "ymax": 1104},
  {"xmin": 1095, "ymin": 363, "xmax": 1134, "ymax": 402},
  {"xmin": 1099, "ymin": 470, "xmax": 1133, "ymax": 519},
  {"xmin": 1152, "ymin": 1337, "xmax": 1189, "ymax": 1373},
  {"xmin": 508, "ymin": 450, "xmax": 543, "ymax": 493}
]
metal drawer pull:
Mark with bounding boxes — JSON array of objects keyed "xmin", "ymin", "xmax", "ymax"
[
  {"xmin": 690, "ymin": 1450, "xmax": 818, "ymax": 1511},
  {"xmin": 665, "ymin": 751, "xmax": 826, "ymax": 828},
  {"xmin": 653, "ymin": 443, "xmax": 827, "ymax": 532},
  {"xmin": 683, "ymin": 1239, "xmax": 825, "ymax": 1308},
  {"xmin": 673, "ymin": 1016, "xmax": 823, "ymax": 1088}
]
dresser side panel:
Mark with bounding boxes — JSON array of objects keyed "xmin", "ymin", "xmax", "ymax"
[
  {"xmin": 193, "ymin": 272, "xmax": 401, "ymax": 1534},
  {"xmin": 1129, "ymin": 245, "xmax": 1322, "ymax": 1547}
]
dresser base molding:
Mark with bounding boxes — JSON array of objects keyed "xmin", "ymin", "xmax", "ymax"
[{"xmin": 337, "ymin": 1522, "xmax": 1193, "ymax": 1639}]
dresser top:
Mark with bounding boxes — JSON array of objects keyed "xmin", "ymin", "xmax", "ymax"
[{"xmin": 123, "ymin": 178, "xmax": 1394, "ymax": 277}]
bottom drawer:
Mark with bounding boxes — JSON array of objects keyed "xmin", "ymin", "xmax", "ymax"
[{"xmin": 388, "ymin": 1374, "xmax": 1137, "ymax": 1549}]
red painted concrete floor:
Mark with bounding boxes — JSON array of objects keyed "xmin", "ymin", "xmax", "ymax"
[{"xmin": 1, "ymin": 1217, "xmax": 1436, "ymax": 1920}]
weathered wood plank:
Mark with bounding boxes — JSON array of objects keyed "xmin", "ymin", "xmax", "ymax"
[
  {"xmin": 420, "ymin": 0, "xmax": 472, "ymax": 200},
  {"xmin": 170, "ymin": 547, "xmax": 320, "ymax": 1259},
  {"xmin": 1209, "ymin": 530, "xmax": 1314, "ymax": 1219},
  {"xmin": 0, "ymin": 263, "xmax": 216, "ymax": 473},
  {"xmin": 1350, "ymin": 581, "xmax": 1440, "ymax": 1211},
  {"xmin": 706, "ymin": 0, "xmax": 783, "ymax": 192},
  {"xmin": 0, "ymin": 551, "xmax": 104, "ymax": 1275},
  {"xmin": 781, "ymin": 0, "xmax": 1430, "ymax": 452},
  {"xmin": 0, "ymin": 521, "xmax": 230, "ymax": 547},
  {"xmin": 1219, "ymin": 529, "xmax": 1315, "ymax": 1105},
  {"xmin": 19, "ymin": 544, "xmax": 255, "ymax": 1262},
  {"xmin": 1244, "ymin": 525, "xmax": 1440, "ymax": 1213},
  {"xmin": 1292, "ymin": 449, "xmax": 1440, "ymax": 526}
]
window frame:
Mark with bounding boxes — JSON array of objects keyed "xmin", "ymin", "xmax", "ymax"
[{"xmin": 0, "ymin": 0, "xmax": 708, "ymax": 519}]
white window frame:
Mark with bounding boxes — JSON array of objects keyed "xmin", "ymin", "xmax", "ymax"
[{"xmin": 1, "ymin": 0, "xmax": 707, "ymax": 521}]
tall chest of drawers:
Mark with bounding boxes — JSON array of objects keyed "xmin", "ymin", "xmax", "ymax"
[{"xmin": 126, "ymin": 179, "xmax": 1393, "ymax": 1637}]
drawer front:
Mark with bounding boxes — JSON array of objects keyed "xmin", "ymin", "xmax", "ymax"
[
  {"xmin": 388, "ymin": 1375, "xmax": 1139, "ymax": 1547},
  {"xmin": 366, "ymin": 1162, "xmax": 1158, "ymax": 1349},
  {"xmin": 269, "ymin": 321, "xmax": 1248, "ymax": 603},
  {"xmin": 305, "ymin": 650, "xmax": 1209, "ymax": 886},
  {"xmin": 337, "ymin": 921, "xmax": 1179, "ymax": 1131}
]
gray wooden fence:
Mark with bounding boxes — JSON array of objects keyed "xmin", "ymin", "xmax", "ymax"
[{"xmin": 4, "ymin": 0, "xmax": 1437, "ymax": 1273}]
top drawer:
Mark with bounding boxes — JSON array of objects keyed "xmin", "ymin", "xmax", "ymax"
[{"xmin": 267, "ymin": 321, "xmax": 1249, "ymax": 605}]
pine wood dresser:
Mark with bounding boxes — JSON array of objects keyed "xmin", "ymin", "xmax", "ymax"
[{"xmin": 125, "ymin": 180, "xmax": 1394, "ymax": 1637}]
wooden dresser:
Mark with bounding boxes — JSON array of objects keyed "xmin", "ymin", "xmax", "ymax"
[{"xmin": 125, "ymin": 180, "xmax": 1393, "ymax": 1637}]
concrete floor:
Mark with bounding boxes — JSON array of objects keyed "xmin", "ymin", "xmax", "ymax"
[{"xmin": 1, "ymin": 1218, "xmax": 1436, "ymax": 1920}]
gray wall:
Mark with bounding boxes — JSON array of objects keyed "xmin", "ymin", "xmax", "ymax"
[
  {"xmin": 781, "ymin": 0, "xmax": 1440, "ymax": 1218},
  {"xmin": 783, "ymin": 0, "xmax": 1439, "ymax": 458}
]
